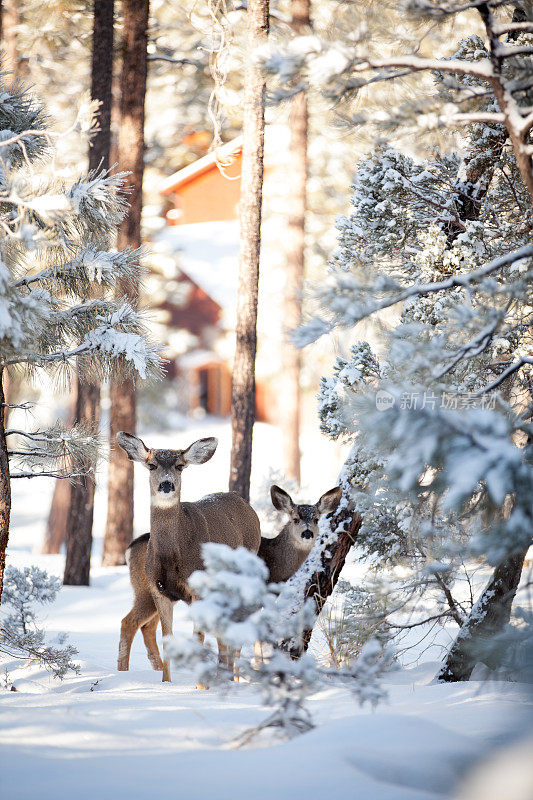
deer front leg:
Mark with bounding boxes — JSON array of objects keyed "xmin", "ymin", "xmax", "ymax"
[
  {"xmin": 153, "ymin": 593, "xmax": 174, "ymax": 682},
  {"xmin": 140, "ymin": 614, "xmax": 164, "ymax": 670}
]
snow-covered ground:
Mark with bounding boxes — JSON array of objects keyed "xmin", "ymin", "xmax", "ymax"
[{"xmin": 1, "ymin": 419, "xmax": 532, "ymax": 800}]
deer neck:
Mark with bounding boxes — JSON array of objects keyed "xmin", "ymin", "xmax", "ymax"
[
  {"xmin": 149, "ymin": 494, "xmax": 184, "ymax": 552},
  {"xmin": 147, "ymin": 494, "xmax": 193, "ymax": 602}
]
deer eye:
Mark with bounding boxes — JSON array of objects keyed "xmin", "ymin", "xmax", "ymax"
[
  {"xmin": 148, "ymin": 463, "xmax": 157, "ymax": 471},
  {"xmin": 175, "ymin": 464, "xmax": 184, "ymax": 471},
  {"xmin": 293, "ymin": 518, "xmax": 299, "ymax": 524}
]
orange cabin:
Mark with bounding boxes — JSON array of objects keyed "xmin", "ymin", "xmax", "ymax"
[{"xmin": 161, "ymin": 139, "xmax": 243, "ymax": 226}]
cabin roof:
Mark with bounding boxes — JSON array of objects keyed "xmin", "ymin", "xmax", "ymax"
[{"xmin": 160, "ymin": 137, "xmax": 243, "ymax": 195}]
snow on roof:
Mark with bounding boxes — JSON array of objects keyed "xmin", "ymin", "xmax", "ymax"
[
  {"xmin": 160, "ymin": 137, "xmax": 243, "ymax": 195},
  {"xmin": 152, "ymin": 220, "xmax": 239, "ymax": 322}
]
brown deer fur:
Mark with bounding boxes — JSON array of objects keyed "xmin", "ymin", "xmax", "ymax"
[{"xmin": 115, "ymin": 432, "xmax": 261, "ymax": 682}]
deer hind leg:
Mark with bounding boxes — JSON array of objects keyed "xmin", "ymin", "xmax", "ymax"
[
  {"xmin": 118, "ymin": 594, "xmax": 158, "ymax": 671},
  {"xmin": 152, "ymin": 593, "xmax": 174, "ymax": 683},
  {"xmin": 140, "ymin": 613, "xmax": 164, "ymax": 670}
]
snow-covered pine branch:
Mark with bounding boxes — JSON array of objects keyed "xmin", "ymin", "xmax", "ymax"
[
  {"xmin": 277, "ymin": 2, "xmax": 533, "ymax": 678},
  {"xmin": 0, "ymin": 72, "xmax": 163, "ymax": 595},
  {"xmin": 259, "ymin": 1, "xmax": 533, "ymax": 200},
  {"xmin": 164, "ymin": 542, "xmax": 390, "ymax": 744},
  {"xmin": 0, "ymin": 565, "xmax": 78, "ymax": 680},
  {"xmin": 6, "ymin": 422, "xmax": 99, "ymax": 477}
]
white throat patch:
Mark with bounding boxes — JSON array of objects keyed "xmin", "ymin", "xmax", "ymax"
[{"xmin": 152, "ymin": 493, "xmax": 179, "ymax": 510}]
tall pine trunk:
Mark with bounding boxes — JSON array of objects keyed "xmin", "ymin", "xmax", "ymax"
[
  {"xmin": 102, "ymin": 0, "xmax": 148, "ymax": 564},
  {"xmin": 229, "ymin": 0, "xmax": 269, "ymax": 502},
  {"xmin": 281, "ymin": 0, "xmax": 309, "ymax": 485},
  {"xmin": 43, "ymin": 479, "xmax": 69, "ymax": 554},
  {"xmin": 0, "ymin": 368, "xmax": 11, "ymax": 600},
  {"xmin": 64, "ymin": 0, "xmax": 115, "ymax": 585}
]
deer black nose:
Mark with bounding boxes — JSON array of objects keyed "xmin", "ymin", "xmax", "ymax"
[
  {"xmin": 301, "ymin": 530, "xmax": 313, "ymax": 540},
  {"xmin": 158, "ymin": 481, "xmax": 175, "ymax": 494}
]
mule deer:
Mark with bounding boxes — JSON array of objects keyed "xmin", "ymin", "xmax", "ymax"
[
  {"xmin": 252, "ymin": 484, "xmax": 342, "ymax": 664},
  {"xmin": 115, "ymin": 432, "xmax": 261, "ymax": 683},
  {"xmin": 258, "ymin": 484, "xmax": 342, "ymax": 582}
]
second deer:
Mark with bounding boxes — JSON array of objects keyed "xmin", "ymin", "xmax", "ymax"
[{"xmin": 258, "ymin": 484, "xmax": 342, "ymax": 582}]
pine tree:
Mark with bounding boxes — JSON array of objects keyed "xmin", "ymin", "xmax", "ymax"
[
  {"xmin": 0, "ymin": 76, "xmax": 161, "ymax": 598},
  {"xmin": 280, "ymin": 0, "xmax": 310, "ymax": 485},
  {"xmin": 103, "ymin": 0, "xmax": 149, "ymax": 566},
  {"xmin": 264, "ymin": 0, "xmax": 533, "ymax": 674},
  {"xmin": 229, "ymin": 0, "xmax": 269, "ymax": 502},
  {"xmin": 63, "ymin": 0, "xmax": 115, "ymax": 586}
]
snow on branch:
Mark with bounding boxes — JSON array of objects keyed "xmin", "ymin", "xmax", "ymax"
[
  {"xmin": 0, "ymin": 565, "xmax": 78, "ymax": 679},
  {"xmin": 4, "ymin": 302, "xmax": 163, "ymax": 381},
  {"xmin": 14, "ymin": 245, "xmax": 143, "ymax": 297},
  {"xmin": 297, "ymin": 245, "xmax": 533, "ymax": 345},
  {"xmin": 5, "ymin": 422, "xmax": 99, "ymax": 476},
  {"xmin": 165, "ymin": 542, "xmax": 391, "ymax": 744}
]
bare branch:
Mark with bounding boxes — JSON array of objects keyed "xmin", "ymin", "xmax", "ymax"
[
  {"xmin": 474, "ymin": 357, "xmax": 533, "ymax": 396},
  {"xmin": 357, "ymin": 55, "xmax": 494, "ymax": 81},
  {"xmin": 147, "ymin": 54, "xmax": 201, "ymax": 67},
  {"xmin": 10, "ymin": 470, "xmax": 92, "ymax": 479},
  {"xmin": 389, "ymin": 611, "xmax": 456, "ymax": 630},
  {"xmin": 493, "ymin": 22, "xmax": 533, "ymax": 36}
]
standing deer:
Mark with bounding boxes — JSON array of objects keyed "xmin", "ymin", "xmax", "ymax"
[
  {"xmin": 115, "ymin": 431, "xmax": 261, "ymax": 683},
  {"xmin": 258, "ymin": 484, "xmax": 342, "ymax": 582},
  {"xmin": 252, "ymin": 484, "xmax": 342, "ymax": 663}
]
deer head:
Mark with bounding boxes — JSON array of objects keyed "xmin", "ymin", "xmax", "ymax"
[
  {"xmin": 270, "ymin": 484, "xmax": 342, "ymax": 545},
  {"xmin": 116, "ymin": 432, "xmax": 218, "ymax": 509}
]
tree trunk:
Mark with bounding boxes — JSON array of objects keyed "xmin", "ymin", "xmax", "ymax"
[
  {"xmin": 64, "ymin": 377, "xmax": 100, "ymax": 585},
  {"xmin": 63, "ymin": 0, "xmax": 115, "ymax": 584},
  {"xmin": 229, "ymin": 0, "xmax": 269, "ymax": 502},
  {"xmin": 102, "ymin": 0, "xmax": 148, "ymax": 565},
  {"xmin": 43, "ymin": 397, "xmax": 75, "ymax": 554},
  {"xmin": 0, "ymin": 368, "xmax": 11, "ymax": 600},
  {"xmin": 281, "ymin": 0, "xmax": 309, "ymax": 485},
  {"xmin": 284, "ymin": 505, "xmax": 362, "ymax": 658},
  {"xmin": 438, "ymin": 549, "xmax": 527, "ymax": 682},
  {"xmin": 43, "ymin": 477, "xmax": 70, "ymax": 554}
]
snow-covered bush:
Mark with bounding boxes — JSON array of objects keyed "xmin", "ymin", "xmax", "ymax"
[
  {"xmin": 0, "ymin": 565, "xmax": 78, "ymax": 680},
  {"xmin": 165, "ymin": 542, "xmax": 391, "ymax": 743}
]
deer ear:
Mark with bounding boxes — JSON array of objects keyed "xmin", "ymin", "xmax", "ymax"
[
  {"xmin": 116, "ymin": 431, "xmax": 150, "ymax": 463},
  {"xmin": 183, "ymin": 437, "xmax": 218, "ymax": 465},
  {"xmin": 317, "ymin": 486, "xmax": 342, "ymax": 515},
  {"xmin": 270, "ymin": 485, "xmax": 294, "ymax": 513}
]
